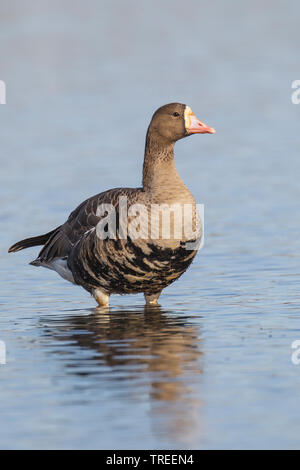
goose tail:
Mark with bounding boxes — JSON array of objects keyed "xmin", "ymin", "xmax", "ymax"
[{"xmin": 8, "ymin": 227, "xmax": 61, "ymax": 254}]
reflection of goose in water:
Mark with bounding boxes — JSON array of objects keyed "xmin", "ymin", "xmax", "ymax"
[{"xmin": 40, "ymin": 306, "xmax": 204, "ymax": 444}]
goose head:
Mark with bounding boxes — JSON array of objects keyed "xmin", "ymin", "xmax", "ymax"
[{"xmin": 148, "ymin": 102, "xmax": 215, "ymax": 144}]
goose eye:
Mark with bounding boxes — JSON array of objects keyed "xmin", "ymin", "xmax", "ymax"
[{"xmin": 172, "ymin": 112, "xmax": 180, "ymax": 117}]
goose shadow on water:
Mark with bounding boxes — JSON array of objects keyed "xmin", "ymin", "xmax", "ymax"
[{"xmin": 39, "ymin": 304, "xmax": 205, "ymax": 445}]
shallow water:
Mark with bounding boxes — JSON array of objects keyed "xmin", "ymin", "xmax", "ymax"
[{"xmin": 1, "ymin": 0, "xmax": 300, "ymax": 449}]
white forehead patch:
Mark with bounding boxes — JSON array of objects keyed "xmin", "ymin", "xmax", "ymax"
[{"xmin": 184, "ymin": 106, "xmax": 194, "ymax": 129}]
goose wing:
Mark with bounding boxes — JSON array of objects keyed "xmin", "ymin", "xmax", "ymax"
[{"xmin": 32, "ymin": 187, "xmax": 141, "ymax": 265}]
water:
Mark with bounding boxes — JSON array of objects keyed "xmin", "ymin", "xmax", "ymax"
[{"xmin": 1, "ymin": 0, "xmax": 300, "ymax": 449}]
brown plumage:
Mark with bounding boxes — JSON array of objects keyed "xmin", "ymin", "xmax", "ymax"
[{"xmin": 8, "ymin": 103, "xmax": 215, "ymax": 306}]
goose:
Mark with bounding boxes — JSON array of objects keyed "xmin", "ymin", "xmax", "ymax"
[{"xmin": 9, "ymin": 103, "xmax": 215, "ymax": 306}]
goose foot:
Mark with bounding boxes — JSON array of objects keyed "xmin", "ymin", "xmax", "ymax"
[
  {"xmin": 144, "ymin": 292, "xmax": 161, "ymax": 305},
  {"xmin": 93, "ymin": 288, "xmax": 110, "ymax": 307}
]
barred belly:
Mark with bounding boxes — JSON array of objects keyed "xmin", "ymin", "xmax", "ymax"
[{"xmin": 68, "ymin": 231, "xmax": 198, "ymax": 295}]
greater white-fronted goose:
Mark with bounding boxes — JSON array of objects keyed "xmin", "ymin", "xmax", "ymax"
[{"xmin": 9, "ymin": 103, "xmax": 215, "ymax": 306}]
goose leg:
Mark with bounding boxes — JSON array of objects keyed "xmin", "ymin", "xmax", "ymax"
[
  {"xmin": 144, "ymin": 292, "xmax": 161, "ymax": 305},
  {"xmin": 93, "ymin": 288, "xmax": 110, "ymax": 307}
]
